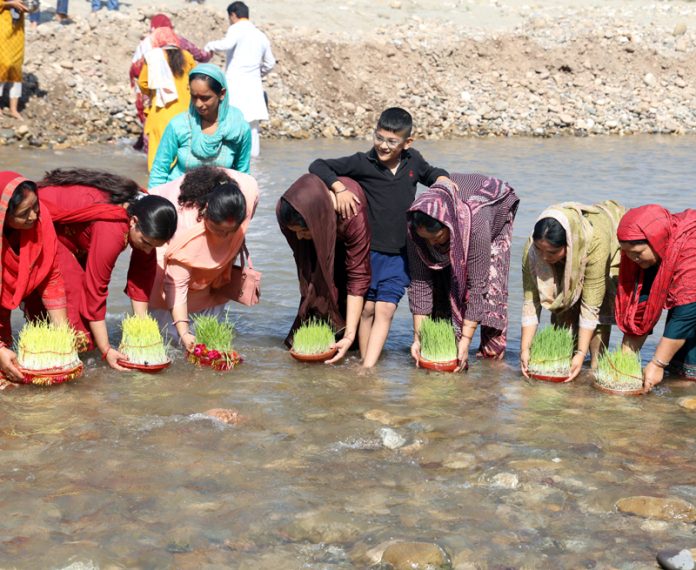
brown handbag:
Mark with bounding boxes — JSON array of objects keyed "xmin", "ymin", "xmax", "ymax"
[{"xmin": 223, "ymin": 242, "xmax": 261, "ymax": 306}]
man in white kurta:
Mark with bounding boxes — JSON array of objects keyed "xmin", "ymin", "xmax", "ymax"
[{"xmin": 205, "ymin": 1, "xmax": 275, "ymax": 157}]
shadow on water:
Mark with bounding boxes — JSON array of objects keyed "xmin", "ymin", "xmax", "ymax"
[{"xmin": 0, "ymin": 136, "xmax": 695, "ymax": 568}]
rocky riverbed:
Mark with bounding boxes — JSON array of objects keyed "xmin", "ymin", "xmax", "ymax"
[{"xmin": 1, "ymin": 1, "xmax": 696, "ymax": 149}]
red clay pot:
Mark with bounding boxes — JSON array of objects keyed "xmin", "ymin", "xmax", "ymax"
[
  {"xmin": 592, "ymin": 381, "xmax": 645, "ymax": 396},
  {"xmin": 529, "ymin": 372, "xmax": 571, "ymax": 383},
  {"xmin": 16, "ymin": 361, "xmax": 84, "ymax": 386},
  {"xmin": 290, "ymin": 347, "xmax": 338, "ymax": 363},
  {"xmin": 417, "ymin": 357, "xmax": 459, "ymax": 373},
  {"xmin": 117, "ymin": 359, "xmax": 171, "ymax": 374}
]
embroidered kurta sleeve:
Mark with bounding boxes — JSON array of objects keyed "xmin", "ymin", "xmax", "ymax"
[
  {"xmin": 521, "ymin": 241, "xmax": 542, "ymax": 326},
  {"xmin": 342, "ymin": 208, "xmax": 371, "ymax": 296},
  {"xmin": 578, "ymin": 228, "xmax": 610, "ymax": 330},
  {"xmin": 38, "ymin": 261, "xmax": 67, "ymax": 310},
  {"xmin": 163, "ymin": 261, "xmax": 191, "ymax": 309},
  {"xmin": 149, "ymin": 120, "xmax": 181, "ymax": 188},
  {"xmin": 82, "ymin": 222, "xmax": 127, "ymax": 322},
  {"xmin": 125, "ymin": 248, "xmax": 157, "ymax": 302},
  {"xmin": 463, "ymin": 218, "xmax": 492, "ymax": 322},
  {"xmin": 407, "ymin": 239, "xmax": 434, "ymax": 316}
]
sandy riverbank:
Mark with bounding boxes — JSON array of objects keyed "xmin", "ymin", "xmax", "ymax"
[{"xmin": 1, "ymin": 0, "xmax": 696, "ymax": 148}]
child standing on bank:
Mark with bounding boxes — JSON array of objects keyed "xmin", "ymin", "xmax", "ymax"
[{"xmin": 309, "ymin": 107, "xmax": 450, "ymax": 367}]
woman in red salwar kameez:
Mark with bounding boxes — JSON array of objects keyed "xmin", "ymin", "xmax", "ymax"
[
  {"xmin": 28, "ymin": 169, "xmax": 177, "ymax": 371},
  {"xmin": 0, "ymin": 171, "xmax": 68, "ymax": 383}
]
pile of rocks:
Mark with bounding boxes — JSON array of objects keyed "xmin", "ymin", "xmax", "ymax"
[{"xmin": 0, "ymin": 3, "xmax": 695, "ymax": 149}]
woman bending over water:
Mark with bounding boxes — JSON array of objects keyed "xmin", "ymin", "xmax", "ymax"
[
  {"xmin": 407, "ymin": 173, "xmax": 519, "ymax": 372},
  {"xmin": 616, "ymin": 205, "xmax": 696, "ymax": 392},
  {"xmin": 520, "ymin": 200, "xmax": 625, "ymax": 381}
]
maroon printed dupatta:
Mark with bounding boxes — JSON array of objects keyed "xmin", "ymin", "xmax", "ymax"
[
  {"xmin": 407, "ymin": 172, "xmax": 514, "ymax": 336},
  {"xmin": 277, "ymin": 174, "xmax": 366, "ymax": 346}
]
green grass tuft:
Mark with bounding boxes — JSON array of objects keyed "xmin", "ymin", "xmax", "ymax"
[
  {"xmin": 193, "ymin": 314, "xmax": 236, "ymax": 353},
  {"xmin": 529, "ymin": 325, "xmax": 574, "ymax": 375},
  {"xmin": 119, "ymin": 314, "xmax": 169, "ymax": 365},
  {"xmin": 292, "ymin": 318, "xmax": 335, "ymax": 355},
  {"xmin": 419, "ymin": 317, "xmax": 457, "ymax": 362},
  {"xmin": 596, "ymin": 348, "xmax": 643, "ymax": 390},
  {"xmin": 16, "ymin": 320, "xmax": 79, "ymax": 371}
]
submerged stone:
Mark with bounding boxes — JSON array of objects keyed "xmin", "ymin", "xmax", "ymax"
[
  {"xmin": 657, "ymin": 549, "xmax": 695, "ymax": 570},
  {"xmin": 616, "ymin": 496, "xmax": 696, "ymax": 522},
  {"xmin": 678, "ymin": 397, "xmax": 696, "ymax": 411},
  {"xmin": 380, "ymin": 541, "xmax": 452, "ymax": 570},
  {"xmin": 379, "ymin": 428, "xmax": 406, "ymax": 450}
]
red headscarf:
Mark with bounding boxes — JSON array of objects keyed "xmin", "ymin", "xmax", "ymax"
[
  {"xmin": 615, "ymin": 204, "xmax": 696, "ymax": 335},
  {"xmin": 150, "ymin": 27, "xmax": 179, "ymax": 49},
  {"xmin": 0, "ymin": 172, "xmax": 63, "ymax": 310},
  {"xmin": 150, "ymin": 13, "xmax": 172, "ymax": 30}
]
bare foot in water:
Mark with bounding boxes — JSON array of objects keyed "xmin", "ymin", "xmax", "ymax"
[{"xmin": 203, "ymin": 408, "xmax": 243, "ymax": 425}]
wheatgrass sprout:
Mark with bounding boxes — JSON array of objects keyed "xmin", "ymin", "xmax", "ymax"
[
  {"xmin": 528, "ymin": 325, "xmax": 574, "ymax": 376},
  {"xmin": 119, "ymin": 314, "xmax": 169, "ymax": 365},
  {"xmin": 292, "ymin": 318, "xmax": 335, "ymax": 355},
  {"xmin": 16, "ymin": 320, "xmax": 80, "ymax": 371},
  {"xmin": 596, "ymin": 348, "xmax": 643, "ymax": 390},
  {"xmin": 419, "ymin": 317, "xmax": 457, "ymax": 362},
  {"xmin": 193, "ymin": 314, "xmax": 236, "ymax": 353}
]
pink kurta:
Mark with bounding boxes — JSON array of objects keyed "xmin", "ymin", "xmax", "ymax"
[{"xmin": 148, "ymin": 169, "xmax": 259, "ymax": 313}]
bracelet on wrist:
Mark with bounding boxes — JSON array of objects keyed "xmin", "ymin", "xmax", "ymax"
[
  {"xmin": 652, "ymin": 357, "xmax": 670, "ymax": 369},
  {"xmin": 172, "ymin": 319, "xmax": 190, "ymax": 326},
  {"xmin": 101, "ymin": 347, "xmax": 112, "ymax": 361},
  {"xmin": 574, "ymin": 349, "xmax": 587, "ymax": 356},
  {"xmin": 334, "ymin": 188, "xmax": 347, "ymax": 194}
]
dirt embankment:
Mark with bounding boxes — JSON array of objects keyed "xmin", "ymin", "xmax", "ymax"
[{"xmin": 1, "ymin": 3, "xmax": 695, "ymax": 149}]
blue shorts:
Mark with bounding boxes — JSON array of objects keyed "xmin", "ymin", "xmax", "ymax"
[{"xmin": 365, "ymin": 251, "xmax": 410, "ymax": 305}]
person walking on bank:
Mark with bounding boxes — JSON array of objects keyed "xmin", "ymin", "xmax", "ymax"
[
  {"xmin": 0, "ymin": 0, "xmax": 29, "ymax": 120},
  {"xmin": 204, "ymin": 1, "xmax": 275, "ymax": 158},
  {"xmin": 91, "ymin": 0, "xmax": 117, "ymax": 12}
]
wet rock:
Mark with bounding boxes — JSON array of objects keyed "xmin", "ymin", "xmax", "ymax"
[
  {"xmin": 380, "ymin": 541, "xmax": 451, "ymax": 570},
  {"xmin": 442, "ymin": 452, "xmax": 475, "ymax": 470},
  {"xmin": 285, "ymin": 510, "xmax": 362, "ymax": 544},
  {"xmin": 489, "ymin": 472, "xmax": 520, "ymax": 489},
  {"xmin": 203, "ymin": 409, "xmax": 243, "ymax": 425},
  {"xmin": 678, "ymin": 397, "xmax": 696, "ymax": 410},
  {"xmin": 379, "ymin": 427, "xmax": 406, "ymax": 450},
  {"xmin": 616, "ymin": 496, "xmax": 696, "ymax": 522},
  {"xmin": 364, "ymin": 409, "xmax": 406, "ymax": 426},
  {"xmin": 657, "ymin": 549, "xmax": 694, "ymax": 570}
]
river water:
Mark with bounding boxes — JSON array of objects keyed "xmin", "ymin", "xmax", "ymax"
[{"xmin": 0, "ymin": 136, "xmax": 695, "ymax": 569}]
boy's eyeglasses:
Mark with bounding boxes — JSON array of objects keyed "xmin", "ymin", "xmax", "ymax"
[{"xmin": 373, "ymin": 132, "xmax": 404, "ymax": 149}]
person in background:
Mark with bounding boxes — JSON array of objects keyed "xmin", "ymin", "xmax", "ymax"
[
  {"xmin": 0, "ymin": 171, "xmax": 68, "ymax": 384},
  {"xmin": 148, "ymin": 64, "xmax": 251, "ymax": 188},
  {"xmin": 520, "ymin": 201, "xmax": 624, "ymax": 381},
  {"xmin": 309, "ymin": 107, "xmax": 450, "ymax": 368},
  {"xmin": 148, "ymin": 166, "xmax": 258, "ymax": 350},
  {"xmin": 407, "ymin": 174, "xmax": 519, "ymax": 372},
  {"xmin": 205, "ymin": 1, "xmax": 275, "ymax": 157},
  {"xmin": 28, "ymin": 1, "xmax": 68, "ymax": 28},
  {"xmin": 277, "ymin": 174, "xmax": 371, "ymax": 364},
  {"xmin": 0, "ymin": 0, "xmax": 28, "ymax": 120},
  {"xmin": 91, "ymin": 0, "xmax": 117, "ymax": 11},
  {"xmin": 26, "ymin": 169, "xmax": 177, "ymax": 371},
  {"xmin": 615, "ymin": 205, "xmax": 696, "ymax": 392},
  {"xmin": 130, "ymin": 12, "xmax": 212, "ymax": 152},
  {"xmin": 138, "ymin": 27, "xmax": 196, "ymax": 171}
]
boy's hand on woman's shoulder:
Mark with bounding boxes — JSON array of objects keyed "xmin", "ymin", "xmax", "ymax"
[{"xmin": 331, "ymin": 181, "xmax": 360, "ymax": 219}]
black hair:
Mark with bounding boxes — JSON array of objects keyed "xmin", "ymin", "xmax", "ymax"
[
  {"xmin": 227, "ymin": 1, "xmax": 249, "ymax": 18},
  {"xmin": 532, "ymin": 217, "xmax": 567, "ymax": 248},
  {"xmin": 376, "ymin": 107, "xmax": 413, "ymax": 137},
  {"xmin": 179, "ymin": 166, "xmax": 233, "ymax": 209},
  {"xmin": 166, "ymin": 48, "xmax": 186, "ymax": 78},
  {"xmin": 127, "ymin": 195, "xmax": 178, "ymax": 241},
  {"xmin": 7, "ymin": 180, "xmax": 38, "ymax": 218},
  {"xmin": 204, "ymin": 182, "xmax": 247, "ymax": 226},
  {"xmin": 619, "ymin": 239, "xmax": 649, "ymax": 246},
  {"xmin": 38, "ymin": 168, "xmax": 140, "ymax": 205},
  {"xmin": 278, "ymin": 198, "xmax": 307, "ymax": 229},
  {"xmin": 408, "ymin": 210, "xmax": 445, "ymax": 233},
  {"xmin": 189, "ymin": 73, "xmax": 224, "ymax": 95}
]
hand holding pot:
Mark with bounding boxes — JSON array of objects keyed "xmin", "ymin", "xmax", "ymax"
[
  {"xmin": 0, "ymin": 346, "xmax": 23, "ymax": 382},
  {"xmin": 325, "ymin": 335, "xmax": 353, "ymax": 364},
  {"xmin": 104, "ymin": 348, "xmax": 129, "ymax": 372},
  {"xmin": 410, "ymin": 338, "xmax": 421, "ymax": 364}
]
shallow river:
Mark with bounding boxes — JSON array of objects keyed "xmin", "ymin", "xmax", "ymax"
[{"xmin": 0, "ymin": 136, "xmax": 695, "ymax": 569}]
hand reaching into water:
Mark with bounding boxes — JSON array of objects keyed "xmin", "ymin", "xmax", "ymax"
[
  {"xmin": 181, "ymin": 332, "xmax": 196, "ymax": 353},
  {"xmin": 519, "ymin": 348, "xmax": 530, "ymax": 378},
  {"xmin": 566, "ymin": 351, "xmax": 586, "ymax": 382},
  {"xmin": 642, "ymin": 360, "xmax": 664, "ymax": 393},
  {"xmin": 0, "ymin": 346, "xmax": 24, "ymax": 382},
  {"xmin": 410, "ymin": 338, "xmax": 421, "ymax": 365},
  {"xmin": 325, "ymin": 335, "xmax": 353, "ymax": 364}
]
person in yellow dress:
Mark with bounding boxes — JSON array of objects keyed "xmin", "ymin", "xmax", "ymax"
[
  {"xmin": 0, "ymin": 0, "xmax": 28, "ymax": 120},
  {"xmin": 138, "ymin": 27, "xmax": 196, "ymax": 171}
]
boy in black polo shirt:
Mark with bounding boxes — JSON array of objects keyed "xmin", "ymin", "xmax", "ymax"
[{"xmin": 309, "ymin": 107, "xmax": 450, "ymax": 367}]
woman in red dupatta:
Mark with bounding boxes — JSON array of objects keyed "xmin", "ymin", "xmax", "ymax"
[
  {"xmin": 615, "ymin": 204, "xmax": 696, "ymax": 392},
  {"xmin": 276, "ymin": 174, "xmax": 371, "ymax": 363},
  {"xmin": 0, "ymin": 171, "xmax": 67, "ymax": 383},
  {"xmin": 26, "ymin": 169, "xmax": 177, "ymax": 371},
  {"xmin": 407, "ymin": 173, "xmax": 519, "ymax": 372}
]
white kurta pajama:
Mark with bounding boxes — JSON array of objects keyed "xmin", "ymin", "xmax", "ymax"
[{"xmin": 205, "ymin": 19, "xmax": 275, "ymax": 157}]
